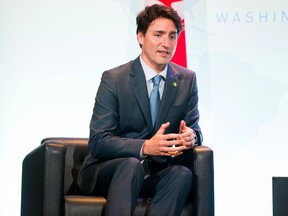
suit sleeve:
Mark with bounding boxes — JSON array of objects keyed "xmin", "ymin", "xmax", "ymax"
[
  {"xmin": 88, "ymin": 71, "xmax": 145, "ymax": 160},
  {"xmin": 184, "ymin": 73, "xmax": 203, "ymax": 145}
]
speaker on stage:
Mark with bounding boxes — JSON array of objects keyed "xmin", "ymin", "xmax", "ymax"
[{"xmin": 273, "ymin": 177, "xmax": 288, "ymax": 216}]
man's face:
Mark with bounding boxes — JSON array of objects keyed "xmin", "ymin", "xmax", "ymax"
[{"xmin": 137, "ymin": 18, "xmax": 178, "ymax": 73}]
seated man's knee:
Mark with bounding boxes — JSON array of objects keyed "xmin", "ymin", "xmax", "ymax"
[
  {"xmin": 118, "ymin": 157, "xmax": 144, "ymax": 178},
  {"xmin": 170, "ymin": 165, "xmax": 193, "ymax": 185}
]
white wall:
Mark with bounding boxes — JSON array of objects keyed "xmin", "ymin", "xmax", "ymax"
[
  {"xmin": 188, "ymin": 1, "xmax": 288, "ymax": 215},
  {"xmin": 1, "ymin": 0, "xmax": 287, "ymax": 215}
]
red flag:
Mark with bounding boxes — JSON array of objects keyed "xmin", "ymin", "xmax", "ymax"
[{"xmin": 144, "ymin": 0, "xmax": 187, "ymax": 67}]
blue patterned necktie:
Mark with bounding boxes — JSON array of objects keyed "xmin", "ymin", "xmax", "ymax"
[{"xmin": 150, "ymin": 75, "xmax": 162, "ymax": 126}]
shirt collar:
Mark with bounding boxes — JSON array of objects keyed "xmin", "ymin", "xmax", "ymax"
[{"xmin": 140, "ymin": 55, "xmax": 167, "ymax": 82}]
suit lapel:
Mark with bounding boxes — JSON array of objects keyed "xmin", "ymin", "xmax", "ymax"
[
  {"xmin": 129, "ymin": 57, "xmax": 154, "ymax": 132},
  {"xmin": 155, "ymin": 64, "xmax": 180, "ymax": 129}
]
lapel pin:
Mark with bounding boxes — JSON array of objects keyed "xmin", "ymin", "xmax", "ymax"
[{"xmin": 172, "ymin": 82, "xmax": 177, "ymax": 87}]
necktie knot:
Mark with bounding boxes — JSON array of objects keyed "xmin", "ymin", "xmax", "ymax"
[{"xmin": 152, "ymin": 75, "xmax": 162, "ymax": 86}]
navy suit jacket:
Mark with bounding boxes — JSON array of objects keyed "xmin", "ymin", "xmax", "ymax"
[{"xmin": 78, "ymin": 56, "xmax": 202, "ymax": 194}]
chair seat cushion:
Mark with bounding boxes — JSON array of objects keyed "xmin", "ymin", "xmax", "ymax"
[
  {"xmin": 64, "ymin": 195, "xmax": 150, "ymax": 216},
  {"xmin": 65, "ymin": 195, "xmax": 106, "ymax": 216}
]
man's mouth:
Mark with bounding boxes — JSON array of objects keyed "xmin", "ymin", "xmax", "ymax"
[{"xmin": 158, "ymin": 50, "xmax": 170, "ymax": 55}]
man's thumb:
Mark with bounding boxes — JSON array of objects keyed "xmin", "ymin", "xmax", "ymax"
[{"xmin": 157, "ymin": 122, "xmax": 170, "ymax": 134}]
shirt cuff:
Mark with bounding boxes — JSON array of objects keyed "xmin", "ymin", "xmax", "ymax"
[{"xmin": 139, "ymin": 141, "xmax": 147, "ymax": 159}]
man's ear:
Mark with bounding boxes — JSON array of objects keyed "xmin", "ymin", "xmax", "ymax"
[{"xmin": 137, "ymin": 32, "xmax": 144, "ymax": 46}]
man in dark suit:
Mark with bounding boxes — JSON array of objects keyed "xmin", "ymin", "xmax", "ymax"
[{"xmin": 78, "ymin": 4, "xmax": 202, "ymax": 216}]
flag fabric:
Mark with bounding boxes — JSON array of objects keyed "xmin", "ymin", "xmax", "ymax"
[{"xmin": 144, "ymin": 0, "xmax": 187, "ymax": 67}]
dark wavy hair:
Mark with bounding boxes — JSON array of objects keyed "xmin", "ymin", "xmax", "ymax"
[{"xmin": 136, "ymin": 4, "xmax": 182, "ymax": 36}]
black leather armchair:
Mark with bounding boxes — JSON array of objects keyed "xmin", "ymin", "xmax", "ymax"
[{"xmin": 21, "ymin": 138, "xmax": 214, "ymax": 216}]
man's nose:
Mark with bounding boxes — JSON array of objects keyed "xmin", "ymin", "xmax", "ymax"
[{"xmin": 161, "ymin": 37, "xmax": 171, "ymax": 48}]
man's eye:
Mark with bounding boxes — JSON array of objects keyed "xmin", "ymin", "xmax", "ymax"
[
  {"xmin": 170, "ymin": 35, "xmax": 176, "ymax": 40},
  {"xmin": 155, "ymin": 34, "xmax": 161, "ymax": 37}
]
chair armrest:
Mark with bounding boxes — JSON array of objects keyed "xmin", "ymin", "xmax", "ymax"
[
  {"xmin": 21, "ymin": 141, "xmax": 66, "ymax": 216},
  {"xmin": 192, "ymin": 145, "xmax": 214, "ymax": 216}
]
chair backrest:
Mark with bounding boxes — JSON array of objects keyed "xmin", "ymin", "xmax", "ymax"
[{"xmin": 41, "ymin": 137, "xmax": 89, "ymax": 195}]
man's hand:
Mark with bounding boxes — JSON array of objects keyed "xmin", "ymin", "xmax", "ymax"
[
  {"xmin": 142, "ymin": 122, "xmax": 189, "ymax": 156},
  {"xmin": 178, "ymin": 120, "xmax": 197, "ymax": 148}
]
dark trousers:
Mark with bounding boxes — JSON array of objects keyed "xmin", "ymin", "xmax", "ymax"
[{"xmin": 93, "ymin": 157, "xmax": 192, "ymax": 216}]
